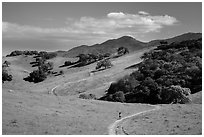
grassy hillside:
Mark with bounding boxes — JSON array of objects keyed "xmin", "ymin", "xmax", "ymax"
[{"xmin": 2, "ymin": 32, "xmax": 202, "ymax": 135}]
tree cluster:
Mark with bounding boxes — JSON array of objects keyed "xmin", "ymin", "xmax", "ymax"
[
  {"xmin": 77, "ymin": 53, "xmax": 109, "ymax": 66},
  {"xmin": 24, "ymin": 58, "xmax": 54, "ymax": 83},
  {"xmin": 2, "ymin": 61, "xmax": 12, "ymax": 83},
  {"xmin": 117, "ymin": 47, "xmax": 129, "ymax": 56},
  {"xmin": 6, "ymin": 50, "xmax": 39, "ymax": 57},
  {"xmin": 6, "ymin": 50, "xmax": 57, "ymax": 60},
  {"xmin": 100, "ymin": 38, "xmax": 202, "ymax": 104},
  {"xmin": 96, "ymin": 59, "xmax": 113, "ymax": 70}
]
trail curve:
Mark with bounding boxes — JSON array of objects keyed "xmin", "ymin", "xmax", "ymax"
[{"xmin": 108, "ymin": 105, "xmax": 161, "ymax": 135}]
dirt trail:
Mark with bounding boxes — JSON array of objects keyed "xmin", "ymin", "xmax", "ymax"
[
  {"xmin": 108, "ymin": 105, "xmax": 161, "ymax": 135},
  {"xmin": 49, "ymin": 71, "xmax": 122, "ymax": 96}
]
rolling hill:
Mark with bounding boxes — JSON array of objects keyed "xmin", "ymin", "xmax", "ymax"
[{"xmin": 64, "ymin": 36, "xmax": 146, "ymax": 57}]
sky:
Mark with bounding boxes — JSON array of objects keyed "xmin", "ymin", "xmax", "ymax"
[{"xmin": 2, "ymin": 2, "xmax": 202, "ymax": 55}]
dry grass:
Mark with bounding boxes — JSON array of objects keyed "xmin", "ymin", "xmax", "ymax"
[{"xmin": 2, "ymin": 48, "xmax": 202, "ymax": 135}]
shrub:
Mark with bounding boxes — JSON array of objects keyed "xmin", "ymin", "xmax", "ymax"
[
  {"xmin": 2, "ymin": 62, "xmax": 12, "ymax": 83},
  {"xmin": 64, "ymin": 61, "xmax": 72, "ymax": 66},
  {"xmin": 100, "ymin": 91, "xmax": 126, "ymax": 103},
  {"xmin": 79, "ymin": 93, "xmax": 96, "ymax": 100},
  {"xmin": 77, "ymin": 54, "xmax": 89, "ymax": 63},
  {"xmin": 2, "ymin": 69, "xmax": 12, "ymax": 83},
  {"xmin": 59, "ymin": 70, "xmax": 64, "ymax": 75},
  {"xmin": 117, "ymin": 75, "xmax": 138, "ymax": 93},
  {"xmin": 112, "ymin": 91, "xmax": 126, "ymax": 102},
  {"xmin": 107, "ymin": 82, "xmax": 119, "ymax": 95},
  {"xmin": 25, "ymin": 69, "xmax": 47, "ymax": 83},
  {"xmin": 107, "ymin": 75, "xmax": 139, "ymax": 96},
  {"xmin": 3, "ymin": 61, "xmax": 11, "ymax": 67},
  {"xmin": 136, "ymin": 77, "xmax": 160, "ymax": 103},
  {"xmin": 125, "ymin": 92, "xmax": 148, "ymax": 103},
  {"xmin": 117, "ymin": 47, "xmax": 129, "ymax": 55},
  {"xmin": 138, "ymin": 59, "xmax": 159, "ymax": 78},
  {"xmin": 96, "ymin": 59, "xmax": 113, "ymax": 70},
  {"xmin": 38, "ymin": 62, "xmax": 53, "ymax": 72},
  {"xmin": 160, "ymin": 85, "xmax": 191, "ymax": 104},
  {"xmin": 130, "ymin": 71, "xmax": 145, "ymax": 81},
  {"xmin": 103, "ymin": 53, "xmax": 111, "ymax": 57},
  {"xmin": 154, "ymin": 69, "xmax": 165, "ymax": 79}
]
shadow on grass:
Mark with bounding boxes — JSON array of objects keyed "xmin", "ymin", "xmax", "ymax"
[
  {"xmin": 125, "ymin": 62, "xmax": 142, "ymax": 70},
  {"xmin": 90, "ymin": 67, "xmax": 111, "ymax": 73},
  {"xmin": 59, "ymin": 61, "xmax": 79, "ymax": 68}
]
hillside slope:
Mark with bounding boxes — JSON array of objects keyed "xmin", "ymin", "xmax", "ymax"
[{"xmin": 148, "ymin": 32, "xmax": 202, "ymax": 46}]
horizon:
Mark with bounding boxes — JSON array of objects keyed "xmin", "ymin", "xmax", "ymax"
[
  {"xmin": 2, "ymin": 2, "xmax": 202, "ymax": 55},
  {"xmin": 3, "ymin": 31, "xmax": 201, "ymax": 56}
]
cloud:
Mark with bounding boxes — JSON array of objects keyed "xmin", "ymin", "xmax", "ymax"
[
  {"xmin": 138, "ymin": 11, "xmax": 149, "ymax": 15},
  {"xmin": 107, "ymin": 12, "xmax": 126, "ymax": 18},
  {"xmin": 3, "ymin": 11, "xmax": 178, "ymax": 45},
  {"xmin": 71, "ymin": 12, "xmax": 178, "ymax": 34}
]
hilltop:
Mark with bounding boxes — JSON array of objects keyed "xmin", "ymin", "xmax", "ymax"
[{"xmin": 65, "ymin": 36, "xmax": 145, "ymax": 57}]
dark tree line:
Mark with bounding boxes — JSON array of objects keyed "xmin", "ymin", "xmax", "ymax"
[
  {"xmin": 6, "ymin": 50, "xmax": 57, "ymax": 60},
  {"xmin": 6, "ymin": 50, "xmax": 39, "ymax": 57}
]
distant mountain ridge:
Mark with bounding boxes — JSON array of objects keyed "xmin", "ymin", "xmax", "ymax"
[
  {"xmin": 64, "ymin": 32, "xmax": 201, "ymax": 57},
  {"xmin": 64, "ymin": 36, "xmax": 146, "ymax": 57}
]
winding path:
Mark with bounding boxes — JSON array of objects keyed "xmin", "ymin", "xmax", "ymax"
[
  {"xmin": 49, "ymin": 72, "xmax": 118, "ymax": 96},
  {"xmin": 108, "ymin": 105, "xmax": 161, "ymax": 135}
]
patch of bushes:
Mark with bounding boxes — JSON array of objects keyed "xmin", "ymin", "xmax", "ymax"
[
  {"xmin": 79, "ymin": 93, "xmax": 96, "ymax": 100},
  {"xmin": 2, "ymin": 68, "xmax": 12, "ymax": 83},
  {"xmin": 64, "ymin": 61, "xmax": 72, "ymax": 66},
  {"xmin": 24, "ymin": 69, "xmax": 47, "ymax": 83},
  {"xmin": 96, "ymin": 59, "xmax": 113, "ymax": 70},
  {"xmin": 117, "ymin": 47, "xmax": 129, "ymax": 56}
]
